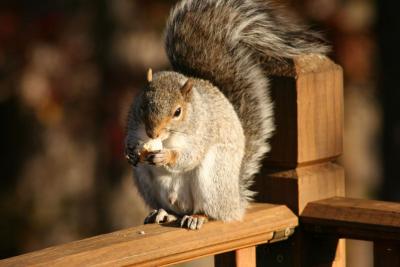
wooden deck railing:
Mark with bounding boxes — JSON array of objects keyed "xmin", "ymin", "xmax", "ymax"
[
  {"xmin": 0, "ymin": 204, "xmax": 297, "ymax": 267},
  {"xmin": 302, "ymin": 197, "xmax": 400, "ymax": 267},
  {"xmin": 2, "ymin": 56, "xmax": 400, "ymax": 266},
  {"xmin": 250, "ymin": 55, "xmax": 346, "ymax": 266}
]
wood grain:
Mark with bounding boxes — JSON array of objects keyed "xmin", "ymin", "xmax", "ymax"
[
  {"xmin": 265, "ymin": 55, "xmax": 343, "ymax": 168},
  {"xmin": 0, "ymin": 203, "xmax": 297, "ymax": 267},
  {"xmin": 256, "ymin": 163, "xmax": 345, "ymax": 214},
  {"xmin": 235, "ymin": 246, "xmax": 256, "ymax": 267},
  {"xmin": 301, "ymin": 197, "xmax": 400, "ymax": 241},
  {"xmin": 255, "ymin": 55, "xmax": 345, "ymax": 266},
  {"xmin": 255, "ymin": 164, "xmax": 346, "ymax": 267}
]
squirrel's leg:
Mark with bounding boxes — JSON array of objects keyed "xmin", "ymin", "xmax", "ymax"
[
  {"xmin": 194, "ymin": 145, "xmax": 245, "ymax": 222},
  {"xmin": 180, "ymin": 214, "xmax": 209, "ymax": 230},
  {"xmin": 144, "ymin": 208, "xmax": 178, "ymax": 224}
]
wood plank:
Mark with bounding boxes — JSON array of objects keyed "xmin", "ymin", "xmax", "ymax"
[
  {"xmin": 235, "ymin": 246, "xmax": 256, "ymax": 267},
  {"xmin": 255, "ymin": 55, "xmax": 345, "ymax": 266},
  {"xmin": 255, "ymin": 164, "xmax": 345, "ymax": 267},
  {"xmin": 256, "ymin": 163, "xmax": 345, "ymax": 214},
  {"xmin": 265, "ymin": 55, "xmax": 343, "ymax": 168},
  {"xmin": 0, "ymin": 203, "xmax": 297, "ymax": 267},
  {"xmin": 301, "ymin": 197, "xmax": 400, "ymax": 241}
]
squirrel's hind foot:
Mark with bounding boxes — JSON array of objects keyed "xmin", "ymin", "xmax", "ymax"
[
  {"xmin": 180, "ymin": 214, "xmax": 208, "ymax": 230},
  {"xmin": 144, "ymin": 209, "xmax": 178, "ymax": 224}
]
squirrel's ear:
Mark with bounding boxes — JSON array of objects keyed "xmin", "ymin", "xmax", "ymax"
[
  {"xmin": 180, "ymin": 79, "xmax": 193, "ymax": 98},
  {"xmin": 147, "ymin": 68, "xmax": 153, "ymax": 82}
]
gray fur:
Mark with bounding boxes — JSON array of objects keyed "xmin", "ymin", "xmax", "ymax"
[
  {"xmin": 126, "ymin": 72, "xmax": 246, "ymax": 221},
  {"xmin": 165, "ymin": 0, "xmax": 328, "ymax": 200},
  {"xmin": 126, "ymin": 0, "xmax": 328, "ymax": 223}
]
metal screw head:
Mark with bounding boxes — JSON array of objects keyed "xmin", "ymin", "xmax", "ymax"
[
  {"xmin": 284, "ymin": 227, "xmax": 292, "ymax": 237},
  {"xmin": 276, "ymin": 254, "xmax": 284, "ymax": 263}
]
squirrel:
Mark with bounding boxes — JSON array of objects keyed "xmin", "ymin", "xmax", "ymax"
[{"xmin": 125, "ymin": 0, "xmax": 328, "ymax": 230}]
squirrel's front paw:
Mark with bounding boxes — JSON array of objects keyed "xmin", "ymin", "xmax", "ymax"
[
  {"xmin": 144, "ymin": 209, "xmax": 177, "ymax": 224},
  {"xmin": 180, "ymin": 215, "xmax": 208, "ymax": 230},
  {"xmin": 125, "ymin": 143, "xmax": 141, "ymax": 166},
  {"xmin": 146, "ymin": 149, "xmax": 177, "ymax": 166}
]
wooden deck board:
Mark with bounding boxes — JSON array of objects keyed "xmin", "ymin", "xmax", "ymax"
[
  {"xmin": 301, "ymin": 197, "xmax": 400, "ymax": 241},
  {"xmin": 0, "ymin": 203, "xmax": 297, "ymax": 267}
]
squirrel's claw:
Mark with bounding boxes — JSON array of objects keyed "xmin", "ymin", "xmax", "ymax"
[
  {"xmin": 144, "ymin": 209, "xmax": 158, "ymax": 224},
  {"xmin": 180, "ymin": 215, "xmax": 208, "ymax": 230},
  {"xmin": 144, "ymin": 209, "xmax": 177, "ymax": 224},
  {"xmin": 146, "ymin": 150, "xmax": 169, "ymax": 166},
  {"xmin": 125, "ymin": 144, "xmax": 141, "ymax": 166}
]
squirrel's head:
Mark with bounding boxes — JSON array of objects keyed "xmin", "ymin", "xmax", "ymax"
[{"xmin": 139, "ymin": 70, "xmax": 193, "ymax": 140}]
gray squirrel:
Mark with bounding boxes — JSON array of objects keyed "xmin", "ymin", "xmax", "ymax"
[{"xmin": 125, "ymin": 0, "xmax": 328, "ymax": 229}]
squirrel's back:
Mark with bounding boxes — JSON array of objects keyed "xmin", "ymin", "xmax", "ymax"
[{"xmin": 165, "ymin": 0, "xmax": 328, "ymax": 200}]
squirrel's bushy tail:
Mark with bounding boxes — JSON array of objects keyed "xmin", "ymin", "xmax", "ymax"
[{"xmin": 165, "ymin": 0, "xmax": 328, "ymax": 201}]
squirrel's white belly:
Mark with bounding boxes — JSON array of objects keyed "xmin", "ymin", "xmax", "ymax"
[
  {"xmin": 150, "ymin": 146, "xmax": 218, "ymax": 216},
  {"xmin": 151, "ymin": 168, "xmax": 194, "ymax": 214},
  {"xmin": 151, "ymin": 133, "xmax": 194, "ymax": 214}
]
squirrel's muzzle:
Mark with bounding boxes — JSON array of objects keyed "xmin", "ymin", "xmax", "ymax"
[
  {"xmin": 146, "ymin": 129, "xmax": 158, "ymax": 139},
  {"xmin": 145, "ymin": 117, "xmax": 171, "ymax": 139}
]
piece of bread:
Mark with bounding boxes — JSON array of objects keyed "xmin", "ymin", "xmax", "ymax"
[
  {"xmin": 139, "ymin": 139, "xmax": 163, "ymax": 162},
  {"xmin": 142, "ymin": 139, "xmax": 163, "ymax": 152}
]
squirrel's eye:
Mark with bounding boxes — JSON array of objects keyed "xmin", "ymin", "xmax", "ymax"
[{"xmin": 174, "ymin": 107, "xmax": 182, "ymax": 118}]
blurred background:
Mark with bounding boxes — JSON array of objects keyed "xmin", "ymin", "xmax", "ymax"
[{"xmin": 0, "ymin": 0, "xmax": 398, "ymax": 266}]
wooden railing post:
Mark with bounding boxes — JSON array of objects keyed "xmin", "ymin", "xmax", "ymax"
[
  {"xmin": 301, "ymin": 196, "xmax": 400, "ymax": 266},
  {"xmin": 254, "ymin": 55, "xmax": 346, "ymax": 266},
  {"xmin": 236, "ymin": 246, "xmax": 256, "ymax": 267}
]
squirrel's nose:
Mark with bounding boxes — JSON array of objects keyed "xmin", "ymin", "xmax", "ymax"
[{"xmin": 146, "ymin": 129, "xmax": 159, "ymax": 139}]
